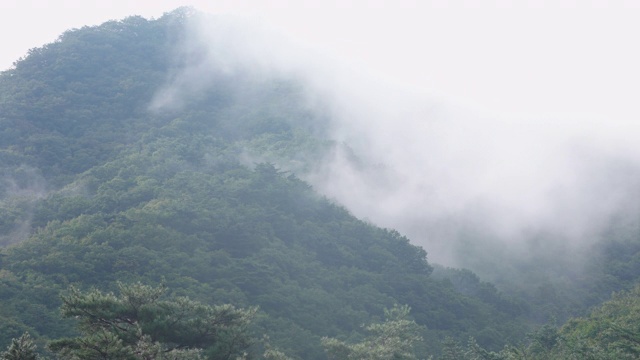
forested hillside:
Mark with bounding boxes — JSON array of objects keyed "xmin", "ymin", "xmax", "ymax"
[
  {"xmin": 0, "ymin": 9, "xmax": 533, "ymax": 359},
  {"xmin": 2, "ymin": 8, "xmax": 640, "ymax": 360}
]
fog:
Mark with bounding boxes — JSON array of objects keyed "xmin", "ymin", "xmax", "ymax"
[
  {"xmin": 149, "ymin": 6, "xmax": 640, "ymax": 274},
  {"xmin": 0, "ymin": 165, "xmax": 49, "ymax": 246},
  {"xmin": 308, "ymin": 77, "xmax": 640, "ymax": 267}
]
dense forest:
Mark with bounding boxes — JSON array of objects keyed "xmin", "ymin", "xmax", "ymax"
[{"xmin": 0, "ymin": 8, "xmax": 639, "ymax": 359}]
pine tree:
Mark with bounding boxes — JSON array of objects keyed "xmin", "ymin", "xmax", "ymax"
[
  {"xmin": 322, "ymin": 304, "xmax": 422, "ymax": 360},
  {"xmin": 48, "ymin": 282, "xmax": 256, "ymax": 360},
  {"xmin": 1, "ymin": 332, "xmax": 39, "ymax": 360}
]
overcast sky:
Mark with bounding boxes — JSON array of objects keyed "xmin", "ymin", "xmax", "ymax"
[{"xmin": 3, "ymin": 0, "xmax": 640, "ymax": 125}]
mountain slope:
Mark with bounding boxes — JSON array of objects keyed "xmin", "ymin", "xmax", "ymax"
[{"xmin": 0, "ymin": 9, "xmax": 531, "ymax": 359}]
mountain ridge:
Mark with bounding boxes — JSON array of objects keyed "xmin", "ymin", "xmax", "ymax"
[{"xmin": 0, "ymin": 9, "xmax": 531, "ymax": 359}]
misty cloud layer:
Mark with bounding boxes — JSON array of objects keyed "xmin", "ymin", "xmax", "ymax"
[
  {"xmin": 310, "ymin": 82, "xmax": 640, "ymax": 265},
  {"xmin": 152, "ymin": 10, "xmax": 640, "ymax": 270}
]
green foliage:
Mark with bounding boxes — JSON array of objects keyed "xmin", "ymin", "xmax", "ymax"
[
  {"xmin": 446, "ymin": 286, "xmax": 640, "ymax": 359},
  {"xmin": 261, "ymin": 337, "xmax": 295, "ymax": 360},
  {"xmin": 322, "ymin": 305, "xmax": 422, "ymax": 360},
  {"xmin": 555, "ymin": 285, "xmax": 640, "ymax": 359},
  {"xmin": 439, "ymin": 337, "xmax": 465, "ymax": 360},
  {"xmin": 1, "ymin": 333, "xmax": 39, "ymax": 360},
  {"xmin": 48, "ymin": 282, "xmax": 256, "ymax": 360}
]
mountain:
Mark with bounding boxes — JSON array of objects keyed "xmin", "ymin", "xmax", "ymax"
[{"xmin": 0, "ymin": 9, "xmax": 531, "ymax": 359}]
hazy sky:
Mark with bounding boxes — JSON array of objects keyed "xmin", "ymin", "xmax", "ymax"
[{"xmin": 3, "ymin": 0, "xmax": 640, "ymax": 124}]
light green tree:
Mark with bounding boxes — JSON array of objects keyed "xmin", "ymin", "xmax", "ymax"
[
  {"xmin": 1, "ymin": 332, "xmax": 39, "ymax": 360},
  {"xmin": 445, "ymin": 286, "xmax": 640, "ymax": 360},
  {"xmin": 439, "ymin": 337, "xmax": 465, "ymax": 360},
  {"xmin": 48, "ymin": 282, "xmax": 257, "ymax": 360},
  {"xmin": 552, "ymin": 285, "xmax": 640, "ymax": 359},
  {"xmin": 322, "ymin": 304, "xmax": 422, "ymax": 360}
]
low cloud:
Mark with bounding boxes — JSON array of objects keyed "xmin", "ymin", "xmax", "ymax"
[{"xmin": 151, "ymin": 9, "xmax": 640, "ymax": 273}]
